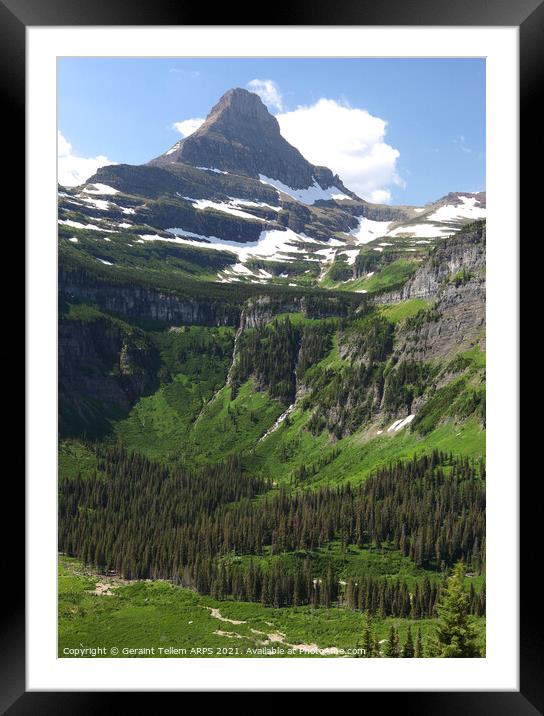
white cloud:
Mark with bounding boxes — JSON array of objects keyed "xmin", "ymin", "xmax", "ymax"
[
  {"xmin": 247, "ymin": 79, "xmax": 283, "ymax": 112},
  {"xmin": 276, "ymin": 98, "xmax": 403, "ymax": 202},
  {"xmin": 368, "ymin": 189, "xmax": 392, "ymax": 204},
  {"xmin": 57, "ymin": 131, "xmax": 116, "ymax": 187},
  {"xmin": 172, "ymin": 118, "xmax": 205, "ymax": 137},
  {"xmin": 58, "ymin": 131, "xmax": 72, "ymax": 157}
]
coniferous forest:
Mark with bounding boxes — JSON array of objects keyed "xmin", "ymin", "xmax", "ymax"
[{"xmin": 59, "ymin": 447, "xmax": 485, "ymax": 619}]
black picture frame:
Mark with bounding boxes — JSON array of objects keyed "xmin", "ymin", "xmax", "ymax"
[{"xmin": 9, "ymin": 0, "xmax": 534, "ymax": 708}]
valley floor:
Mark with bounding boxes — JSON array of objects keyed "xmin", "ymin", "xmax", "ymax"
[{"xmin": 58, "ymin": 557, "xmax": 485, "ymax": 659}]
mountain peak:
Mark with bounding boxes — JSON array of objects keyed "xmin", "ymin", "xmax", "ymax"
[
  {"xmin": 150, "ymin": 88, "xmax": 355, "ymax": 196},
  {"xmin": 188, "ymin": 87, "xmax": 282, "ymax": 149},
  {"xmin": 208, "ymin": 87, "xmax": 273, "ymax": 119}
]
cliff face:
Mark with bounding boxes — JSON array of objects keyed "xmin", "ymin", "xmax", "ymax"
[
  {"xmin": 240, "ymin": 294, "xmax": 355, "ymax": 329},
  {"xmin": 59, "ymin": 315, "xmax": 158, "ymax": 437},
  {"xmin": 386, "ymin": 223, "xmax": 486, "ymax": 361},
  {"xmin": 299, "ymin": 225, "xmax": 486, "ymax": 439},
  {"xmin": 395, "ymin": 280, "xmax": 485, "ymax": 362},
  {"xmin": 60, "ymin": 267, "xmax": 362, "ymax": 331},
  {"xmin": 379, "ymin": 222, "xmax": 485, "ymax": 303},
  {"xmin": 405, "ymin": 225, "xmax": 484, "ymax": 302},
  {"xmin": 60, "ymin": 279, "xmax": 242, "ymax": 328}
]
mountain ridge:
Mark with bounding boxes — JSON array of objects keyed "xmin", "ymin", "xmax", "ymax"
[{"xmin": 58, "ymin": 86, "xmax": 485, "ymax": 293}]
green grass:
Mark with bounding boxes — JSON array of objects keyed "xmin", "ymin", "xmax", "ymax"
[
  {"xmin": 112, "ymin": 326, "xmax": 235, "ymax": 460},
  {"xmin": 304, "ymin": 334, "xmax": 347, "ymax": 376},
  {"xmin": 360, "ymin": 259, "xmax": 419, "ymax": 293},
  {"xmin": 248, "ymin": 394, "xmax": 485, "ymax": 489},
  {"xmin": 58, "ymin": 557, "xmax": 485, "ymax": 658},
  {"xmin": 379, "ymin": 298, "xmax": 430, "ymax": 324},
  {"xmin": 321, "ymin": 259, "xmax": 419, "ymax": 295},
  {"xmin": 64, "ymin": 302, "xmax": 108, "ymax": 324},
  {"xmin": 247, "ymin": 328, "xmax": 484, "ymax": 490},
  {"xmin": 460, "ymin": 345, "xmax": 486, "ymax": 369},
  {"xmin": 183, "ymin": 380, "xmax": 285, "ymax": 466},
  {"xmin": 62, "ymin": 308, "xmax": 485, "ymax": 481},
  {"xmin": 113, "ymin": 376, "xmax": 202, "ymax": 459}
]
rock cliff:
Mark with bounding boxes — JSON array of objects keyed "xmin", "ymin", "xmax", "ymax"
[
  {"xmin": 58, "ymin": 314, "xmax": 158, "ymax": 437},
  {"xmin": 382, "ymin": 222, "xmax": 486, "ymax": 361}
]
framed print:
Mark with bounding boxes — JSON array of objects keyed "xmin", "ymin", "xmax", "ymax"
[{"xmin": 8, "ymin": 0, "xmax": 535, "ymax": 707}]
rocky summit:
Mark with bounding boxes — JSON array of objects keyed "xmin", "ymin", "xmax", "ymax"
[{"xmin": 151, "ymin": 87, "xmax": 353, "ymax": 195}]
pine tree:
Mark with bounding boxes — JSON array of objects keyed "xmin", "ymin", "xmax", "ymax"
[
  {"xmin": 384, "ymin": 625, "xmax": 400, "ymax": 657},
  {"xmin": 402, "ymin": 625, "xmax": 415, "ymax": 657},
  {"xmin": 361, "ymin": 612, "xmax": 376, "ymax": 657},
  {"xmin": 434, "ymin": 562, "xmax": 480, "ymax": 657},
  {"xmin": 415, "ymin": 628, "xmax": 424, "ymax": 658}
]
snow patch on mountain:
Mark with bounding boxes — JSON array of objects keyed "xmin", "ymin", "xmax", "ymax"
[
  {"xmin": 82, "ymin": 183, "xmax": 119, "ymax": 195},
  {"xmin": 79, "ymin": 196, "xmax": 112, "ymax": 211},
  {"xmin": 349, "ymin": 217, "xmax": 392, "ymax": 244},
  {"xmin": 347, "ymin": 194, "xmax": 485, "ymax": 246},
  {"xmin": 230, "ymin": 263, "xmax": 254, "ymax": 276},
  {"xmin": 387, "ymin": 414, "xmax": 415, "ymax": 432},
  {"xmin": 340, "ymin": 249, "xmax": 360, "ymax": 265},
  {"xmin": 386, "ymin": 223, "xmax": 456, "ymax": 239},
  {"xmin": 427, "ymin": 195, "xmax": 486, "ymax": 223},
  {"xmin": 229, "ymin": 198, "xmax": 282, "ymax": 212},
  {"xmin": 196, "ymin": 166, "xmax": 230, "ymax": 174},
  {"xmin": 166, "ymin": 141, "xmax": 182, "ymax": 156},
  {"xmin": 182, "ymin": 197, "xmax": 267, "ymax": 222},
  {"xmin": 315, "ymin": 247, "xmax": 337, "ymax": 261},
  {"xmin": 59, "ymin": 219, "xmax": 108, "ymax": 232},
  {"xmin": 258, "ymin": 175, "xmax": 351, "ymax": 205},
  {"xmin": 152, "ymin": 226, "xmax": 335, "ymax": 264}
]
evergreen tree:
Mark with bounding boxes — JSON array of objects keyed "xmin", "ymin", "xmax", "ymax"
[
  {"xmin": 402, "ymin": 625, "xmax": 415, "ymax": 658},
  {"xmin": 415, "ymin": 628, "xmax": 424, "ymax": 658},
  {"xmin": 434, "ymin": 562, "xmax": 480, "ymax": 657},
  {"xmin": 384, "ymin": 625, "xmax": 400, "ymax": 658},
  {"xmin": 361, "ymin": 612, "xmax": 376, "ymax": 657}
]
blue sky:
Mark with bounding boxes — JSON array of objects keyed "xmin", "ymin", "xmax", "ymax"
[{"xmin": 58, "ymin": 58, "xmax": 485, "ymax": 205}]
